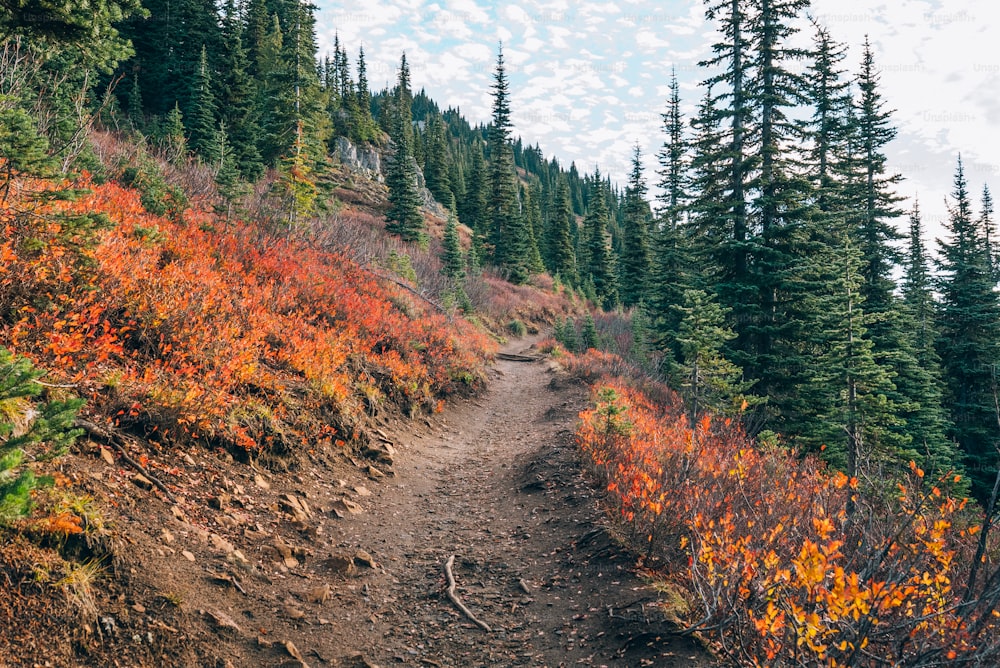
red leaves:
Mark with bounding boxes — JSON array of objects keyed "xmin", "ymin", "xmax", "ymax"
[{"xmin": 0, "ymin": 171, "xmax": 493, "ymax": 452}]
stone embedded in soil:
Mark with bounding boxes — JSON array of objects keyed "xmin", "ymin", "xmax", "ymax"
[
  {"xmin": 283, "ymin": 604, "xmax": 306, "ymax": 620},
  {"xmin": 328, "ymin": 498, "xmax": 363, "ymax": 516},
  {"xmin": 254, "ymin": 474, "xmax": 271, "ymax": 490},
  {"xmin": 307, "ymin": 584, "xmax": 331, "ymax": 604},
  {"xmin": 353, "ymin": 550, "xmax": 376, "ymax": 569},
  {"xmin": 99, "ymin": 447, "xmax": 115, "ymax": 466},
  {"xmin": 322, "ymin": 553, "xmax": 356, "ymax": 575},
  {"xmin": 204, "ymin": 610, "xmax": 241, "ymax": 634},
  {"xmin": 353, "ymin": 485, "xmax": 371, "ymax": 497},
  {"xmin": 181, "ymin": 550, "xmax": 196, "ymax": 562},
  {"xmin": 209, "ymin": 493, "xmax": 231, "ymax": 510},
  {"xmin": 132, "ymin": 473, "xmax": 153, "ymax": 490},
  {"xmin": 284, "ymin": 640, "xmax": 306, "ymax": 662},
  {"xmin": 161, "ymin": 528, "xmax": 174, "ymax": 544},
  {"xmin": 209, "ymin": 533, "xmax": 234, "ymax": 554}
]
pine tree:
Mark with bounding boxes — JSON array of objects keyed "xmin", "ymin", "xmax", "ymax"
[
  {"xmin": 545, "ymin": 177, "xmax": 578, "ymax": 285},
  {"xmin": 792, "ymin": 232, "xmax": 904, "ymax": 485},
  {"xmin": 460, "ymin": 142, "xmax": 489, "ymax": 232},
  {"xmin": 936, "ymin": 157, "xmax": 1000, "ymax": 501},
  {"xmin": 898, "ymin": 202, "xmax": 960, "ymax": 476},
  {"xmin": 423, "ymin": 114, "xmax": 456, "ymax": 211},
  {"xmin": 441, "ymin": 213, "xmax": 464, "ymax": 281},
  {"xmin": 218, "ymin": 0, "xmax": 264, "ymax": 179},
  {"xmin": 353, "ymin": 45, "xmax": 378, "ymax": 142},
  {"xmin": 620, "ymin": 144, "xmax": 651, "ymax": 308},
  {"xmin": 212, "ymin": 120, "xmax": 248, "ymax": 220},
  {"xmin": 161, "ymin": 102, "xmax": 187, "ymax": 162},
  {"xmin": 522, "ymin": 183, "xmax": 546, "ymax": 274},
  {"xmin": 672, "ymin": 289, "xmax": 750, "ymax": 425},
  {"xmin": 699, "ymin": 0, "xmax": 754, "ymax": 357},
  {"xmin": 384, "ymin": 57, "xmax": 425, "ymax": 243},
  {"xmin": 805, "ymin": 19, "xmax": 852, "ymax": 209},
  {"xmin": 582, "ymin": 172, "xmax": 618, "ymax": 310},
  {"xmin": 188, "ymin": 45, "xmax": 217, "ymax": 158},
  {"xmin": 853, "ymin": 37, "xmax": 905, "ymax": 315},
  {"xmin": 486, "ymin": 46, "xmax": 532, "ymax": 283},
  {"xmin": 0, "ymin": 348, "xmax": 83, "ymax": 522},
  {"xmin": 980, "ymin": 185, "xmax": 997, "ymax": 280}
]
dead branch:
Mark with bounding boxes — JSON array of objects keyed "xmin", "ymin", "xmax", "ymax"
[
  {"xmin": 365, "ymin": 265, "xmax": 451, "ymax": 317},
  {"xmin": 443, "ymin": 555, "xmax": 491, "ymax": 632},
  {"xmin": 73, "ymin": 418, "xmax": 178, "ymax": 504},
  {"xmin": 496, "ymin": 353, "xmax": 540, "ymax": 363}
]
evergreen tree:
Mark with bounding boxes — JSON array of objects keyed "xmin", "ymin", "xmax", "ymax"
[
  {"xmin": 521, "ymin": 183, "xmax": 546, "ymax": 274},
  {"xmin": 212, "ymin": 120, "xmax": 248, "ymax": 220},
  {"xmin": 545, "ymin": 177, "xmax": 578, "ymax": 285},
  {"xmin": 582, "ymin": 172, "xmax": 619, "ymax": 310},
  {"xmin": 699, "ymin": 0, "xmax": 754, "ymax": 357},
  {"xmin": 620, "ymin": 144, "xmax": 651, "ymax": 308},
  {"xmin": 792, "ymin": 232, "xmax": 904, "ymax": 484},
  {"xmin": 936, "ymin": 157, "xmax": 1000, "ymax": 501},
  {"xmin": 161, "ymin": 102, "xmax": 187, "ymax": 162},
  {"xmin": 188, "ymin": 45, "xmax": 217, "ymax": 158},
  {"xmin": 441, "ymin": 213, "xmax": 464, "ymax": 281},
  {"xmin": 384, "ymin": 57, "xmax": 425, "ymax": 243},
  {"xmin": 980, "ymin": 185, "xmax": 997, "ymax": 280},
  {"xmin": 672, "ymin": 289, "xmax": 749, "ymax": 425},
  {"xmin": 459, "ymin": 142, "xmax": 489, "ymax": 232},
  {"xmin": 423, "ymin": 114, "xmax": 456, "ymax": 211},
  {"xmin": 0, "ymin": 348, "xmax": 83, "ymax": 522},
  {"xmin": 486, "ymin": 46, "xmax": 533, "ymax": 283},
  {"xmin": 805, "ymin": 19, "xmax": 852, "ymax": 209},
  {"xmin": 218, "ymin": 0, "xmax": 264, "ymax": 179},
  {"xmin": 898, "ymin": 202, "xmax": 960, "ymax": 476},
  {"xmin": 853, "ymin": 37, "xmax": 904, "ymax": 315},
  {"xmin": 353, "ymin": 45, "xmax": 379, "ymax": 142}
]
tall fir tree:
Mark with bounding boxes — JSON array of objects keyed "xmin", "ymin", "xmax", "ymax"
[
  {"xmin": 699, "ymin": 0, "xmax": 755, "ymax": 359},
  {"xmin": 897, "ymin": 202, "xmax": 960, "ymax": 476},
  {"xmin": 545, "ymin": 177, "xmax": 578, "ymax": 286},
  {"xmin": 936, "ymin": 157, "xmax": 1000, "ymax": 501},
  {"xmin": 486, "ymin": 46, "xmax": 533, "ymax": 284},
  {"xmin": 853, "ymin": 37, "xmax": 905, "ymax": 315},
  {"xmin": 423, "ymin": 114, "xmax": 456, "ymax": 211},
  {"xmin": 582, "ymin": 171, "xmax": 619, "ymax": 310},
  {"xmin": 619, "ymin": 144, "xmax": 651, "ymax": 308},
  {"xmin": 384, "ymin": 56, "xmax": 425, "ymax": 243},
  {"xmin": 218, "ymin": 0, "xmax": 264, "ymax": 179},
  {"xmin": 188, "ymin": 45, "xmax": 217, "ymax": 159}
]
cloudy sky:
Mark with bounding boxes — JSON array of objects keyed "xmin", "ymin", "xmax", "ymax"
[{"xmin": 314, "ymin": 0, "xmax": 999, "ymax": 240}]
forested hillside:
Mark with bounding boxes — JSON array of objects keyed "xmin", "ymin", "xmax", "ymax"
[{"xmin": 3, "ymin": 0, "xmax": 1000, "ymax": 664}]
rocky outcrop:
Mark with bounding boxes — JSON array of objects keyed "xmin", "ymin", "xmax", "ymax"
[{"xmin": 334, "ymin": 136, "xmax": 383, "ymax": 183}]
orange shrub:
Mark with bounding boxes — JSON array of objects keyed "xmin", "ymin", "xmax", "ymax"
[
  {"xmin": 574, "ymin": 362, "xmax": 1000, "ymax": 666},
  {"xmin": 0, "ymin": 171, "xmax": 494, "ymax": 453}
]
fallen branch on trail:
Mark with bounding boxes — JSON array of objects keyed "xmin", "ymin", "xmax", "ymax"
[
  {"xmin": 496, "ymin": 353, "xmax": 540, "ymax": 363},
  {"xmin": 443, "ymin": 555, "xmax": 491, "ymax": 632},
  {"xmin": 74, "ymin": 418, "xmax": 178, "ymax": 503}
]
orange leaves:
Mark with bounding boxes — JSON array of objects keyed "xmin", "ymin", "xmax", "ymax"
[
  {"xmin": 571, "ymin": 349, "xmax": 999, "ymax": 666},
  {"xmin": 0, "ymin": 171, "xmax": 492, "ymax": 453}
]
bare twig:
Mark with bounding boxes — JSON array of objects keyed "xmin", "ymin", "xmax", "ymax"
[
  {"xmin": 443, "ymin": 555, "xmax": 491, "ymax": 632},
  {"xmin": 74, "ymin": 418, "xmax": 178, "ymax": 503}
]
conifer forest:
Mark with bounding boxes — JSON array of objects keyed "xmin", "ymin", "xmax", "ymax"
[{"xmin": 1, "ymin": 0, "xmax": 999, "ymax": 665}]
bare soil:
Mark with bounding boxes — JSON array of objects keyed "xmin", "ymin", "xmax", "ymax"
[{"xmin": 0, "ymin": 338, "xmax": 716, "ymax": 668}]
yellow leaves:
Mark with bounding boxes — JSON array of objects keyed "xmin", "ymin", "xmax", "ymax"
[{"xmin": 813, "ymin": 516, "xmax": 836, "ymax": 541}]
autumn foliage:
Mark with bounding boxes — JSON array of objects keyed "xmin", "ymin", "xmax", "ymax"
[
  {"xmin": 566, "ymin": 345, "xmax": 1000, "ymax": 666},
  {"xmin": 0, "ymin": 170, "xmax": 493, "ymax": 454}
]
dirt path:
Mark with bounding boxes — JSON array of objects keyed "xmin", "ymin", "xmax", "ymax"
[
  {"xmin": 290, "ymin": 339, "xmax": 714, "ymax": 667},
  {"xmin": 45, "ymin": 338, "xmax": 715, "ymax": 668}
]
